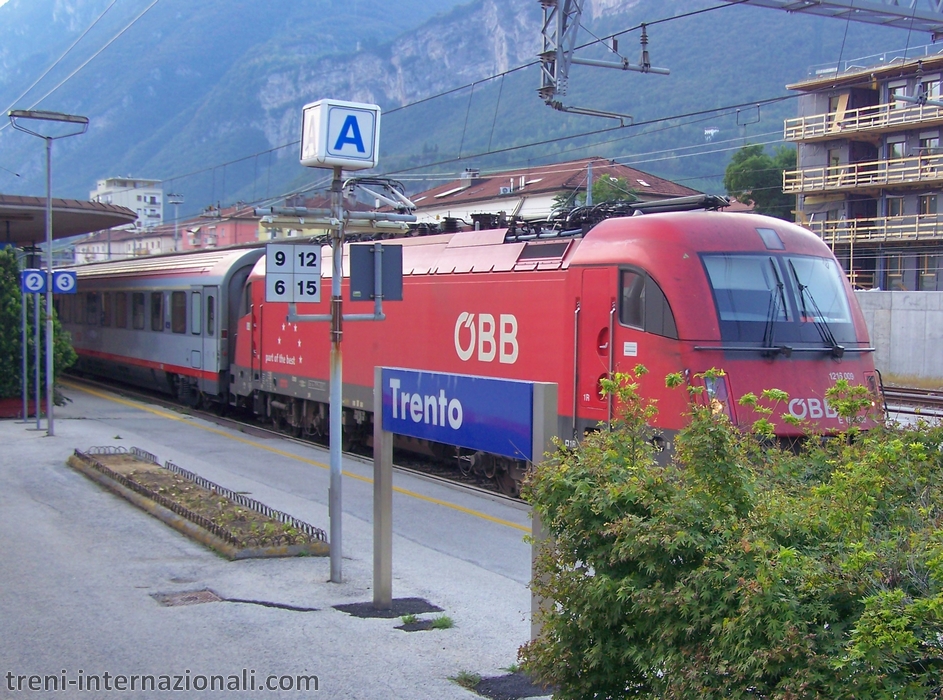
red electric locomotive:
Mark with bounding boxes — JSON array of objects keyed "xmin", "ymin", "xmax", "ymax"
[
  {"xmin": 227, "ymin": 199, "xmax": 878, "ymax": 494},
  {"xmin": 65, "ymin": 197, "xmax": 879, "ymax": 496}
]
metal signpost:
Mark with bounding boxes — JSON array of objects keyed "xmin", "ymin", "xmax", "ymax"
[
  {"xmin": 372, "ymin": 367, "xmax": 557, "ymax": 613},
  {"xmin": 9, "ymin": 110, "xmax": 88, "ymax": 436},
  {"xmin": 20, "ymin": 270, "xmax": 45, "ymax": 428},
  {"xmin": 264, "ymin": 98, "xmax": 413, "ymax": 584}
]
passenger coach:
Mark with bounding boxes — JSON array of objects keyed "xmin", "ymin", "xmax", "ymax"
[{"xmin": 61, "ymin": 247, "xmax": 263, "ymax": 405}]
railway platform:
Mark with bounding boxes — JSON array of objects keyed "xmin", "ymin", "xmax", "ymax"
[{"xmin": 0, "ymin": 382, "xmax": 546, "ymax": 699}]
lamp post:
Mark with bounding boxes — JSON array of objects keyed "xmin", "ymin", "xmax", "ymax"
[
  {"xmin": 9, "ymin": 109, "xmax": 88, "ymax": 437},
  {"xmin": 167, "ymin": 193, "xmax": 183, "ymax": 252}
]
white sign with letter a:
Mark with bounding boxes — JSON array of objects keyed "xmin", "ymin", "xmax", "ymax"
[{"xmin": 299, "ymin": 99, "xmax": 381, "ymax": 170}]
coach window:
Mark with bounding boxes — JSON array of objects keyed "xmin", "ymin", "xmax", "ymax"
[
  {"xmin": 206, "ymin": 295, "xmax": 215, "ymax": 336},
  {"xmin": 151, "ymin": 292, "xmax": 164, "ymax": 331},
  {"xmin": 115, "ymin": 292, "xmax": 128, "ymax": 329},
  {"xmin": 191, "ymin": 292, "xmax": 202, "ymax": 335},
  {"xmin": 619, "ymin": 269, "xmax": 678, "ymax": 339},
  {"xmin": 102, "ymin": 292, "xmax": 112, "ymax": 327},
  {"xmin": 59, "ymin": 296, "xmax": 71, "ymax": 324},
  {"xmin": 86, "ymin": 293, "xmax": 100, "ymax": 326},
  {"xmin": 171, "ymin": 291, "xmax": 186, "ymax": 334},
  {"xmin": 132, "ymin": 292, "xmax": 145, "ymax": 330}
]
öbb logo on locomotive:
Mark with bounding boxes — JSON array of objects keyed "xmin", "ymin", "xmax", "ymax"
[{"xmin": 453, "ymin": 312, "xmax": 519, "ymax": 364}]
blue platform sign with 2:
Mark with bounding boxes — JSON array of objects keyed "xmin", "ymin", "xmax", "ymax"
[
  {"xmin": 380, "ymin": 368, "xmax": 534, "ymax": 461},
  {"xmin": 20, "ymin": 269, "xmax": 46, "ymax": 294}
]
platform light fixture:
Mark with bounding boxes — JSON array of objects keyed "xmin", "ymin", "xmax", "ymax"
[{"xmin": 8, "ymin": 109, "xmax": 89, "ymax": 437}]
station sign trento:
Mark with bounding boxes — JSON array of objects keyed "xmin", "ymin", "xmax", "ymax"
[
  {"xmin": 300, "ymin": 99, "xmax": 381, "ymax": 170},
  {"xmin": 265, "ymin": 243, "xmax": 321, "ymax": 303},
  {"xmin": 380, "ymin": 368, "xmax": 535, "ymax": 461}
]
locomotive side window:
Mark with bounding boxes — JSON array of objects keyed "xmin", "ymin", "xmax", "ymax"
[
  {"xmin": 619, "ymin": 269, "xmax": 678, "ymax": 339},
  {"xmin": 151, "ymin": 292, "xmax": 163, "ymax": 332},
  {"xmin": 621, "ymin": 271, "xmax": 644, "ymax": 328},
  {"xmin": 102, "ymin": 293, "xmax": 112, "ymax": 327},
  {"xmin": 86, "ymin": 293, "xmax": 99, "ymax": 326},
  {"xmin": 75, "ymin": 294, "xmax": 86, "ymax": 324},
  {"xmin": 191, "ymin": 292, "xmax": 202, "ymax": 335},
  {"xmin": 171, "ymin": 292, "xmax": 186, "ymax": 334},
  {"xmin": 132, "ymin": 293, "xmax": 145, "ymax": 330},
  {"xmin": 206, "ymin": 295, "xmax": 215, "ymax": 336},
  {"xmin": 115, "ymin": 292, "xmax": 128, "ymax": 329}
]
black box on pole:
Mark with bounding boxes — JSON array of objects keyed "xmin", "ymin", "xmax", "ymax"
[{"xmin": 349, "ymin": 243, "xmax": 403, "ymax": 302}]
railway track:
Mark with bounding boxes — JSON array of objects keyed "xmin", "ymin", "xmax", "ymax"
[
  {"xmin": 64, "ymin": 374, "xmax": 524, "ymax": 504},
  {"xmin": 882, "ymin": 386, "xmax": 943, "ymax": 415}
]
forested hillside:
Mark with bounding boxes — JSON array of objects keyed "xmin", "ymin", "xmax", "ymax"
[{"xmin": 0, "ymin": 0, "xmax": 919, "ymax": 214}]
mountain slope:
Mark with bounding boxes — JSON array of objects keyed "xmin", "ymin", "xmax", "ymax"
[{"xmin": 0, "ymin": 0, "xmax": 920, "ymax": 215}]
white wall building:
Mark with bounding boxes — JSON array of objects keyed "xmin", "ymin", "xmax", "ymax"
[{"xmin": 89, "ymin": 177, "xmax": 163, "ymax": 230}]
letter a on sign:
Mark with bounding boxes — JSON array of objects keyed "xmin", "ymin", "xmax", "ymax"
[
  {"xmin": 334, "ymin": 115, "xmax": 365, "ymax": 153},
  {"xmin": 300, "ymin": 99, "xmax": 380, "ymax": 170}
]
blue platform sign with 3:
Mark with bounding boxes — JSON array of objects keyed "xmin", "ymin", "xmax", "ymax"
[
  {"xmin": 380, "ymin": 368, "xmax": 535, "ymax": 461},
  {"xmin": 53, "ymin": 270, "xmax": 77, "ymax": 294}
]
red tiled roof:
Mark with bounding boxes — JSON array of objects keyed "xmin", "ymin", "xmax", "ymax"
[{"xmin": 411, "ymin": 157, "xmax": 699, "ymax": 208}]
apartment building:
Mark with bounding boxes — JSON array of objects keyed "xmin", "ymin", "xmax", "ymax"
[
  {"xmin": 785, "ymin": 48, "xmax": 943, "ymax": 291},
  {"xmin": 89, "ymin": 177, "xmax": 163, "ymax": 231}
]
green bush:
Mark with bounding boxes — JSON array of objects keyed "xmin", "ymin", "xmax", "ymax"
[
  {"xmin": 0, "ymin": 248, "xmax": 77, "ymax": 398},
  {"xmin": 521, "ymin": 369, "xmax": 943, "ymax": 699}
]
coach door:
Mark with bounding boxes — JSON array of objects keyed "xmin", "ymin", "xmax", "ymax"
[
  {"xmin": 189, "ymin": 288, "xmax": 203, "ymax": 371},
  {"xmin": 576, "ymin": 267, "xmax": 617, "ymax": 430},
  {"xmin": 202, "ymin": 287, "xmax": 218, "ymax": 375}
]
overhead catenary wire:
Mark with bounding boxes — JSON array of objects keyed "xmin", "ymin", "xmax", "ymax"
[
  {"xmin": 0, "ymin": 0, "xmax": 119, "ymax": 122},
  {"xmin": 0, "ymin": 0, "xmax": 162, "ymax": 137}
]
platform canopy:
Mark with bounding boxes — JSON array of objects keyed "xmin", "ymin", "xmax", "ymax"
[{"xmin": 0, "ymin": 194, "xmax": 137, "ymax": 247}]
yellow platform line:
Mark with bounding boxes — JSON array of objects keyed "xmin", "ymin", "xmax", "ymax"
[{"xmin": 65, "ymin": 380, "xmax": 530, "ymax": 534}]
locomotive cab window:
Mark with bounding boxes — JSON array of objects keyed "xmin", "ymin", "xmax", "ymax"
[
  {"xmin": 132, "ymin": 293, "xmax": 145, "ymax": 330},
  {"xmin": 702, "ymin": 253, "xmax": 857, "ymax": 346},
  {"xmin": 171, "ymin": 292, "xmax": 186, "ymax": 334},
  {"xmin": 115, "ymin": 292, "xmax": 128, "ymax": 329},
  {"xmin": 151, "ymin": 292, "xmax": 163, "ymax": 332},
  {"xmin": 619, "ymin": 269, "xmax": 678, "ymax": 339}
]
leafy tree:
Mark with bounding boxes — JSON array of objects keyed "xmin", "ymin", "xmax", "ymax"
[
  {"xmin": 521, "ymin": 370, "xmax": 943, "ymax": 699},
  {"xmin": 553, "ymin": 174, "xmax": 639, "ymax": 211},
  {"xmin": 724, "ymin": 144, "xmax": 797, "ymax": 220},
  {"xmin": 0, "ymin": 247, "xmax": 77, "ymax": 399}
]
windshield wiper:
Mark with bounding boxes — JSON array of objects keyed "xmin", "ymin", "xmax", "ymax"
[
  {"xmin": 762, "ymin": 260, "xmax": 789, "ymax": 357},
  {"xmin": 788, "ymin": 260, "xmax": 844, "ymax": 358}
]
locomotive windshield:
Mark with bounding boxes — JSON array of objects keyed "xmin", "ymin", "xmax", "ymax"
[{"xmin": 702, "ymin": 253, "xmax": 856, "ymax": 346}]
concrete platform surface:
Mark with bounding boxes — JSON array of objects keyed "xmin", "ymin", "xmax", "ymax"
[{"xmin": 0, "ymin": 384, "xmax": 546, "ymax": 699}]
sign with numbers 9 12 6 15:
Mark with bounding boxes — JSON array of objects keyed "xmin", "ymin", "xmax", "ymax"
[{"xmin": 265, "ymin": 243, "xmax": 322, "ymax": 303}]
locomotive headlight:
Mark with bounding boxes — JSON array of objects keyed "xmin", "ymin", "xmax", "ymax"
[{"xmin": 704, "ymin": 374, "xmax": 735, "ymax": 421}]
